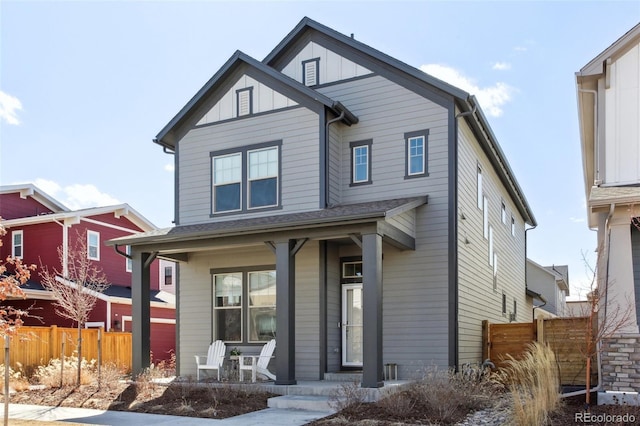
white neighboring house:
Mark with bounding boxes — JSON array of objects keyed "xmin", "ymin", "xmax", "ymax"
[{"xmin": 576, "ymin": 22, "xmax": 640, "ymax": 394}]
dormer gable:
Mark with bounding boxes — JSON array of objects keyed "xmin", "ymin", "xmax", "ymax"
[{"xmin": 154, "ymin": 50, "xmax": 357, "ymax": 150}]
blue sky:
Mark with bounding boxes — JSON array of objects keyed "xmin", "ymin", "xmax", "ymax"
[{"xmin": 1, "ymin": 1, "xmax": 639, "ymax": 299}]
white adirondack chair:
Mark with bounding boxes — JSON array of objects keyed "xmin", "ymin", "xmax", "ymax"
[
  {"xmin": 238, "ymin": 339, "xmax": 276, "ymax": 382},
  {"xmin": 194, "ymin": 340, "xmax": 226, "ymax": 381}
]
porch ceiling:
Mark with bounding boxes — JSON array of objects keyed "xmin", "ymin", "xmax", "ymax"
[{"xmin": 106, "ymin": 196, "xmax": 427, "ymax": 258}]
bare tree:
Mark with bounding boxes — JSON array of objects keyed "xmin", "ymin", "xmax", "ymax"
[
  {"xmin": 0, "ymin": 220, "xmax": 36, "ymax": 336},
  {"xmin": 579, "ymin": 248, "xmax": 634, "ymax": 407},
  {"xmin": 40, "ymin": 230, "xmax": 109, "ymax": 386}
]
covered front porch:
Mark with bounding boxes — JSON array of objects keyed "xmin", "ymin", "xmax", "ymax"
[{"xmin": 107, "ymin": 197, "xmax": 426, "ymax": 388}]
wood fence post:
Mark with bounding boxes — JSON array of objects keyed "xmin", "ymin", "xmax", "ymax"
[
  {"xmin": 536, "ymin": 318, "xmax": 544, "ymax": 344},
  {"xmin": 482, "ymin": 320, "xmax": 490, "ymax": 361},
  {"xmin": 50, "ymin": 325, "xmax": 58, "ymax": 363},
  {"xmin": 4, "ymin": 335, "xmax": 10, "ymax": 426}
]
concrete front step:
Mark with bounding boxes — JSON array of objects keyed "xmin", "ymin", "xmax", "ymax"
[
  {"xmin": 323, "ymin": 372, "xmax": 362, "ymax": 382},
  {"xmin": 267, "ymin": 395, "xmax": 336, "ymax": 412}
]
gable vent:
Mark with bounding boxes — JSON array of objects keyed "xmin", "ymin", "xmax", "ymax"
[
  {"xmin": 303, "ymin": 58, "xmax": 319, "ymax": 87},
  {"xmin": 236, "ymin": 87, "xmax": 253, "ymax": 117}
]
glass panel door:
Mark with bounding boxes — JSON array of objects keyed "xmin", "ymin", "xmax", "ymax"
[{"xmin": 342, "ymin": 283, "xmax": 363, "ymax": 367}]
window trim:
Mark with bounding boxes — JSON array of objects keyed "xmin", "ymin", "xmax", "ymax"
[
  {"xmin": 125, "ymin": 245, "xmax": 132, "ymax": 272},
  {"xmin": 247, "ymin": 146, "xmax": 280, "ymax": 209},
  {"xmin": 247, "ymin": 270, "xmax": 277, "ymax": 343},
  {"xmin": 87, "ymin": 230, "xmax": 100, "ymax": 261},
  {"xmin": 12, "ymin": 230, "xmax": 23, "ymax": 259},
  {"xmin": 511, "ymin": 216, "xmax": 516, "ymax": 237},
  {"xmin": 404, "ymin": 129, "xmax": 429, "ymax": 179},
  {"xmin": 502, "ymin": 292, "xmax": 507, "ymax": 315},
  {"xmin": 501, "ymin": 201, "xmax": 507, "ymax": 224},
  {"xmin": 477, "ymin": 165, "xmax": 483, "ymax": 209},
  {"xmin": 236, "ymin": 87, "xmax": 253, "ymax": 117},
  {"xmin": 210, "ymin": 141, "xmax": 282, "ymax": 216},
  {"xmin": 349, "ymin": 140, "xmax": 372, "ymax": 186},
  {"xmin": 483, "ymin": 195, "xmax": 489, "ymax": 239},
  {"xmin": 211, "ymin": 151, "xmax": 243, "ymax": 214},
  {"xmin": 164, "ymin": 266, "xmax": 173, "ymax": 286},
  {"xmin": 302, "ymin": 58, "xmax": 320, "ymax": 87}
]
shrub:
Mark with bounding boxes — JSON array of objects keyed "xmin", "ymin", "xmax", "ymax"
[
  {"xmin": 0, "ymin": 363, "xmax": 30, "ymax": 392},
  {"xmin": 495, "ymin": 342, "xmax": 560, "ymax": 425},
  {"xmin": 33, "ymin": 356, "xmax": 96, "ymax": 387},
  {"xmin": 328, "ymin": 380, "xmax": 367, "ymax": 411}
]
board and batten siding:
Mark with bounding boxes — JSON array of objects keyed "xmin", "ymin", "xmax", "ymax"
[
  {"xmin": 177, "ymin": 242, "xmax": 322, "ymax": 380},
  {"xmin": 280, "ymin": 41, "xmax": 372, "ymax": 87},
  {"xmin": 456, "ymin": 118, "xmax": 530, "ymax": 366},
  {"xmin": 604, "ymin": 40, "xmax": 640, "ymax": 185},
  {"xmin": 177, "ymin": 107, "xmax": 320, "ymax": 226},
  {"xmin": 318, "ymin": 75, "xmax": 449, "ymax": 205}
]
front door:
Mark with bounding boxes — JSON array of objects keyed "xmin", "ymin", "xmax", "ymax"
[{"xmin": 342, "ymin": 283, "xmax": 363, "ymax": 367}]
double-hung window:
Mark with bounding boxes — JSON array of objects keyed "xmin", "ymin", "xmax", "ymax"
[
  {"xmin": 213, "ymin": 153, "xmax": 242, "ymax": 213},
  {"xmin": 12, "ymin": 230, "xmax": 23, "ymax": 259},
  {"xmin": 248, "ymin": 271, "xmax": 276, "ymax": 342},
  {"xmin": 213, "ymin": 272, "xmax": 243, "ymax": 342},
  {"xmin": 212, "ymin": 268, "xmax": 276, "ymax": 343},
  {"xmin": 87, "ymin": 231, "xmax": 100, "ymax": 260},
  {"xmin": 405, "ymin": 129, "xmax": 429, "ymax": 178},
  {"xmin": 350, "ymin": 140, "xmax": 372, "ymax": 185},
  {"xmin": 211, "ymin": 142, "xmax": 281, "ymax": 214},
  {"xmin": 248, "ymin": 147, "xmax": 279, "ymax": 208}
]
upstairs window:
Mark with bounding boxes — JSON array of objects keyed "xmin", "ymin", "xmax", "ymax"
[
  {"xmin": 211, "ymin": 141, "xmax": 281, "ymax": 215},
  {"xmin": 405, "ymin": 129, "xmax": 429, "ymax": 178},
  {"xmin": 126, "ymin": 245, "xmax": 132, "ymax": 272},
  {"xmin": 511, "ymin": 216, "xmax": 516, "ymax": 237},
  {"xmin": 350, "ymin": 140, "xmax": 372, "ymax": 185},
  {"xmin": 302, "ymin": 58, "xmax": 319, "ymax": 86},
  {"xmin": 12, "ymin": 230, "xmax": 23, "ymax": 259},
  {"xmin": 87, "ymin": 231, "xmax": 100, "ymax": 260},
  {"xmin": 213, "ymin": 153, "xmax": 242, "ymax": 213},
  {"xmin": 501, "ymin": 202, "xmax": 507, "ymax": 224},
  {"xmin": 483, "ymin": 195, "xmax": 489, "ymax": 238},
  {"xmin": 236, "ymin": 87, "xmax": 253, "ymax": 116},
  {"xmin": 248, "ymin": 147, "xmax": 279, "ymax": 208}
]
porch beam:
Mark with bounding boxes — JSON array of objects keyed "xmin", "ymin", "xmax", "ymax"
[
  {"xmin": 377, "ymin": 222, "xmax": 415, "ymax": 251},
  {"xmin": 131, "ymin": 250, "xmax": 152, "ymax": 376},
  {"xmin": 362, "ymin": 232, "xmax": 383, "ymax": 388},
  {"xmin": 349, "ymin": 234, "xmax": 362, "ymax": 248},
  {"xmin": 275, "ymin": 240, "xmax": 297, "ymax": 385}
]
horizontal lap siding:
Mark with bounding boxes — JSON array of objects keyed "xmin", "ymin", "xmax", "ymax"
[
  {"xmin": 178, "ymin": 243, "xmax": 321, "ymax": 379},
  {"xmin": 319, "ymin": 76, "xmax": 448, "ymax": 204},
  {"xmin": 321, "ymin": 75, "xmax": 451, "ymax": 378},
  {"xmin": 456, "ymin": 119, "xmax": 530, "ymax": 366},
  {"xmin": 178, "ymin": 107, "xmax": 320, "ymax": 225}
]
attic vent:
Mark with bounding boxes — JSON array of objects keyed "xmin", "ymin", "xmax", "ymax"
[
  {"xmin": 236, "ymin": 87, "xmax": 253, "ymax": 117},
  {"xmin": 302, "ymin": 58, "xmax": 319, "ymax": 86}
]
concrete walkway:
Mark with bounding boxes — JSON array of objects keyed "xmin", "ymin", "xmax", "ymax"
[{"xmin": 7, "ymin": 403, "xmax": 334, "ymax": 425}]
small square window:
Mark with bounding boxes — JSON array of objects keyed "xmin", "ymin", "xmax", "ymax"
[
  {"xmin": 302, "ymin": 58, "xmax": 319, "ymax": 86},
  {"xmin": 342, "ymin": 261, "xmax": 363, "ymax": 278},
  {"xmin": 164, "ymin": 266, "xmax": 173, "ymax": 286},
  {"xmin": 404, "ymin": 130, "xmax": 429, "ymax": 179},
  {"xmin": 350, "ymin": 140, "xmax": 372, "ymax": 186},
  {"xmin": 236, "ymin": 87, "xmax": 253, "ymax": 116},
  {"xmin": 87, "ymin": 231, "xmax": 100, "ymax": 260},
  {"xmin": 12, "ymin": 230, "xmax": 23, "ymax": 259}
]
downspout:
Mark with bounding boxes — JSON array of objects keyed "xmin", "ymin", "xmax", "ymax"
[
  {"xmin": 324, "ymin": 111, "xmax": 345, "ymax": 208},
  {"xmin": 451, "ymin": 101, "xmax": 477, "ymax": 370},
  {"xmin": 578, "ymin": 88, "xmax": 599, "ymax": 185}
]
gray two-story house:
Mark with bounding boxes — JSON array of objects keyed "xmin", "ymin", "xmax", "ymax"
[{"xmin": 109, "ymin": 17, "xmax": 536, "ymax": 388}]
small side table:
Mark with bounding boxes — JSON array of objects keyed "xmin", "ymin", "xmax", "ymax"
[
  {"xmin": 384, "ymin": 363, "xmax": 398, "ymax": 381},
  {"xmin": 227, "ymin": 355, "xmax": 239, "ymax": 381}
]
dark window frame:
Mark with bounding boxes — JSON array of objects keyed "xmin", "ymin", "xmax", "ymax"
[
  {"xmin": 404, "ymin": 129, "xmax": 429, "ymax": 179},
  {"xmin": 210, "ymin": 141, "xmax": 282, "ymax": 216},
  {"xmin": 349, "ymin": 139, "xmax": 372, "ymax": 186}
]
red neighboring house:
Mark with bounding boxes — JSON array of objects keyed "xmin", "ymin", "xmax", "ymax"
[{"xmin": 0, "ymin": 184, "xmax": 176, "ymax": 361}]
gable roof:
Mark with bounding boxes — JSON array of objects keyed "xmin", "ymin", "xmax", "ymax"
[
  {"xmin": 154, "ymin": 50, "xmax": 358, "ymax": 149},
  {"xmin": 264, "ymin": 17, "xmax": 536, "ymax": 226},
  {"xmin": 0, "ymin": 183, "xmax": 70, "ymax": 213},
  {"xmin": 577, "ymin": 22, "xmax": 640, "ymax": 78}
]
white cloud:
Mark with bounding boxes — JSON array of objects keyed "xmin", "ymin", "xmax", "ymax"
[
  {"xmin": 492, "ymin": 62, "xmax": 511, "ymax": 71},
  {"xmin": 420, "ymin": 64, "xmax": 516, "ymax": 117},
  {"xmin": 29, "ymin": 179, "xmax": 120, "ymax": 210},
  {"xmin": 514, "ymin": 46, "xmax": 528, "ymax": 52},
  {"xmin": 0, "ymin": 90, "xmax": 23, "ymax": 125},
  {"xmin": 569, "ymin": 216, "xmax": 585, "ymax": 223},
  {"xmin": 164, "ymin": 163, "xmax": 175, "ymax": 172}
]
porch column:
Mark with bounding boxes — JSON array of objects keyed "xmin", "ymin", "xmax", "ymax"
[
  {"xmin": 607, "ymin": 214, "xmax": 639, "ymax": 333},
  {"xmin": 275, "ymin": 240, "xmax": 296, "ymax": 385},
  {"xmin": 131, "ymin": 250, "xmax": 152, "ymax": 376},
  {"xmin": 362, "ymin": 232, "xmax": 383, "ymax": 388}
]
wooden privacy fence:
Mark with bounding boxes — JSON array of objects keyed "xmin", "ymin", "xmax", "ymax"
[
  {"xmin": 482, "ymin": 317, "xmax": 597, "ymax": 386},
  {"xmin": 6, "ymin": 325, "xmax": 132, "ymax": 373}
]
